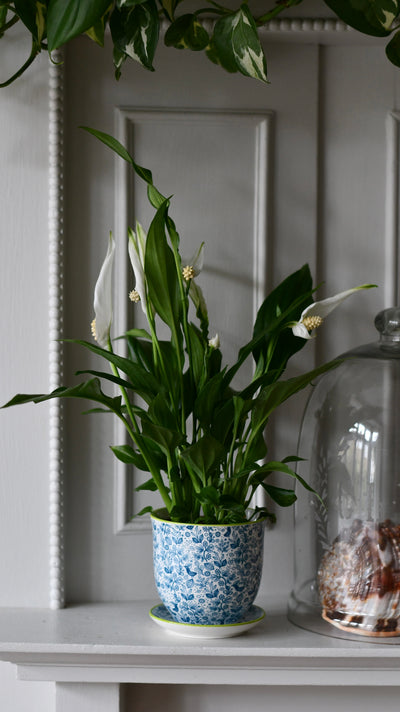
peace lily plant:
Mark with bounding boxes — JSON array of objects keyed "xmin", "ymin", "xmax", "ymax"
[{"xmin": 2, "ymin": 128, "xmax": 376, "ymax": 525}]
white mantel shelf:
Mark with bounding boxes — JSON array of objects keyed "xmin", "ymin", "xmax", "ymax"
[{"xmin": 1, "ymin": 600, "xmax": 400, "ymax": 687}]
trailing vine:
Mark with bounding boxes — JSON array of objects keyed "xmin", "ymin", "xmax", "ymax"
[{"xmin": 1, "ymin": 1, "xmax": 399, "ymax": 86}]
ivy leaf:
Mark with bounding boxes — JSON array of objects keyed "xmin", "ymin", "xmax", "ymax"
[
  {"xmin": 386, "ymin": 28, "xmax": 400, "ymax": 65},
  {"xmin": 165, "ymin": 14, "xmax": 209, "ymax": 51},
  {"xmin": 207, "ymin": 13, "xmax": 238, "ymax": 73},
  {"xmin": 230, "ymin": 4, "xmax": 268, "ymax": 81},
  {"xmin": 159, "ymin": 0, "xmax": 179, "ymax": 21},
  {"xmin": 85, "ymin": 9, "xmax": 110, "ymax": 47},
  {"xmin": 14, "ymin": 0, "xmax": 46, "ymax": 42},
  {"xmin": 323, "ymin": 0, "xmax": 398, "ymax": 36},
  {"xmin": 208, "ymin": 4, "xmax": 268, "ymax": 81},
  {"xmin": 110, "ymin": 0, "xmax": 159, "ymax": 72},
  {"xmin": 47, "ymin": 0, "xmax": 111, "ymax": 51}
]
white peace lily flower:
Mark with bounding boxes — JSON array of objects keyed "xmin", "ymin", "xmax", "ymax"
[
  {"xmin": 182, "ymin": 242, "xmax": 204, "ymax": 282},
  {"xmin": 292, "ymin": 284, "xmax": 377, "ymax": 340},
  {"xmin": 209, "ymin": 334, "xmax": 220, "ymax": 349},
  {"xmin": 91, "ymin": 232, "xmax": 115, "ymax": 349},
  {"xmin": 128, "ymin": 222, "xmax": 147, "ymax": 314}
]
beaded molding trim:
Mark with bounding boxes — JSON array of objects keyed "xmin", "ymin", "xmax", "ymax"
[
  {"xmin": 258, "ymin": 18, "xmax": 350, "ymax": 34},
  {"xmin": 161, "ymin": 17, "xmax": 351, "ymax": 35},
  {"xmin": 48, "ymin": 51, "xmax": 65, "ymax": 609}
]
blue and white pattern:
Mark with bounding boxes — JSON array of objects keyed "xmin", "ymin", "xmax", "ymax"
[{"xmin": 151, "ymin": 512, "xmax": 265, "ymax": 625}]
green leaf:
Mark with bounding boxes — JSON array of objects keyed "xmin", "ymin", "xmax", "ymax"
[
  {"xmin": 262, "ymin": 483, "xmax": 297, "ymax": 507},
  {"xmin": 147, "ymin": 184, "xmax": 166, "ymax": 209},
  {"xmin": 207, "ymin": 14, "xmax": 239, "ymax": 73},
  {"xmin": 14, "ymin": 0, "xmax": 46, "ymax": 41},
  {"xmin": 75, "ymin": 368, "xmax": 135, "ymax": 391},
  {"xmin": 2, "ymin": 377, "xmax": 123, "ymax": 414},
  {"xmin": 187, "ymin": 323, "xmax": 207, "ymax": 388},
  {"xmin": 81, "ymin": 126, "xmax": 156, "ymax": 186},
  {"xmin": 251, "ymin": 359, "xmax": 342, "ymax": 434},
  {"xmin": 147, "ymin": 392, "xmax": 178, "ymax": 430},
  {"xmin": 208, "ymin": 4, "xmax": 268, "ymax": 81},
  {"xmin": 110, "ymin": 0, "xmax": 159, "ymax": 71},
  {"xmin": 323, "ymin": 0, "xmax": 398, "ymax": 36},
  {"xmin": 82, "ymin": 126, "xmax": 167, "ymax": 209},
  {"xmin": 180, "ymin": 435, "xmax": 225, "ymax": 483},
  {"xmin": 194, "ymin": 372, "xmax": 226, "ymax": 427},
  {"xmin": 159, "ymin": 0, "xmax": 179, "ymax": 21},
  {"xmin": 243, "ymin": 429, "xmax": 268, "ymax": 466},
  {"xmin": 135, "ymin": 505, "xmax": 154, "ymax": 516},
  {"xmin": 230, "ymin": 4, "xmax": 268, "ymax": 81},
  {"xmin": 210, "ymin": 397, "xmax": 235, "ymax": 445},
  {"xmin": 110, "ymin": 444, "xmax": 148, "ymax": 470},
  {"xmin": 135, "ymin": 478, "xmax": 158, "ymax": 492},
  {"xmin": 164, "ymin": 14, "xmax": 209, "ymax": 51},
  {"xmin": 145, "ymin": 201, "xmax": 182, "ymax": 332},
  {"xmin": 85, "ymin": 10, "xmax": 109, "ymax": 47},
  {"xmin": 65, "ymin": 339, "xmax": 160, "ymax": 403},
  {"xmin": 142, "ymin": 421, "xmax": 184, "ymax": 456},
  {"xmin": 47, "ymin": 0, "xmax": 111, "ymax": 51},
  {"xmin": 386, "ymin": 28, "xmax": 400, "ymax": 65},
  {"xmin": 124, "ymin": 328, "xmax": 152, "ymax": 340},
  {"xmin": 189, "ymin": 281, "xmax": 209, "ymax": 340},
  {"xmin": 251, "ymin": 263, "xmax": 313, "ymax": 377},
  {"xmin": 196, "ymin": 485, "xmax": 220, "ymax": 506}
]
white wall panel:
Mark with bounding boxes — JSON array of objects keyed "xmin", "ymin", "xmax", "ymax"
[{"xmin": 0, "ymin": 24, "xmax": 55, "ymax": 712}]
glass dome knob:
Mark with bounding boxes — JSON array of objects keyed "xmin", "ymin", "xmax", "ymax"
[{"xmin": 375, "ymin": 307, "xmax": 400, "ymax": 345}]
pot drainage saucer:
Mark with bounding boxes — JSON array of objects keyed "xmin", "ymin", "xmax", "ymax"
[{"xmin": 149, "ymin": 603, "xmax": 265, "ymax": 639}]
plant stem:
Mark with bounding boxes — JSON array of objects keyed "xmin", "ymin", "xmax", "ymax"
[
  {"xmin": 256, "ymin": 0, "xmax": 304, "ymax": 26},
  {"xmin": 0, "ymin": 39, "xmax": 41, "ymax": 87}
]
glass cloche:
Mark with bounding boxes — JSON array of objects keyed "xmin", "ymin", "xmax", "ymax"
[{"xmin": 288, "ymin": 308, "xmax": 400, "ymax": 642}]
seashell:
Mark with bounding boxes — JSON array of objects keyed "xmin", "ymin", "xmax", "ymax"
[{"xmin": 318, "ymin": 519, "xmax": 400, "ymax": 637}]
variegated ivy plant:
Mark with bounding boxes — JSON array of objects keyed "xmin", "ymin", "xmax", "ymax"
[
  {"xmin": 1, "ymin": 0, "xmax": 400, "ymax": 87},
  {"xmin": 2, "ymin": 127, "xmax": 376, "ymax": 524}
]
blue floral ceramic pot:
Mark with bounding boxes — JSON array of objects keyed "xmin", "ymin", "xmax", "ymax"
[{"xmin": 151, "ymin": 509, "xmax": 265, "ymax": 625}]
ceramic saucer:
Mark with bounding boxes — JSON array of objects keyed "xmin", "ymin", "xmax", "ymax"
[{"xmin": 149, "ymin": 603, "xmax": 265, "ymax": 639}]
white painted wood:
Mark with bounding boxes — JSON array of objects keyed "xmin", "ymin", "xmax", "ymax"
[
  {"xmin": 0, "ymin": 601, "xmax": 399, "ymax": 686},
  {"xmin": 0, "ymin": 24, "xmax": 55, "ymax": 712},
  {"xmin": 48, "ymin": 49, "xmax": 65, "ymax": 611},
  {"xmin": 55, "ymin": 683, "xmax": 120, "ymax": 712},
  {"xmin": 0, "ymin": 664, "xmax": 54, "ymax": 712},
  {"xmin": 0, "ymin": 40, "xmax": 50, "ymax": 606}
]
